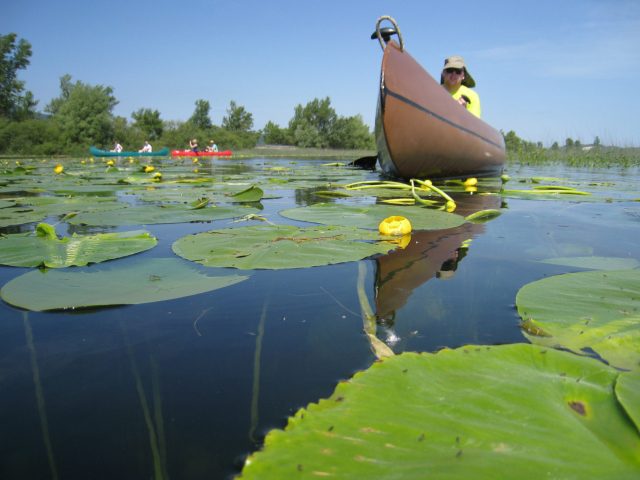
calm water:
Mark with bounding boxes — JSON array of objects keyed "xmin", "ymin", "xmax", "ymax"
[{"xmin": 1, "ymin": 158, "xmax": 639, "ymax": 479}]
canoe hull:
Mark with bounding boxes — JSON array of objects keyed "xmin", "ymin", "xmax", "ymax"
[
  {"xmin": 170, "ymin": 150, "xmax": 233, "ymax": 157},
  {"xmin": 375, "ymin": 42, "xmax": 505, "ymax": 179},
  {"xmin": 89, "ymin": 146, "xmax": 169, "ymax": 157}
]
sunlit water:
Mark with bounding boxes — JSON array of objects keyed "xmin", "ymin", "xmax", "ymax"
[{"xmin": 1, "ymin": 158, "xmax": 639, "ymax": 479}]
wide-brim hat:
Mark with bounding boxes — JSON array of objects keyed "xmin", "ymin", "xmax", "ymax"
[{"xmin": 440, "ymin": 55, "xmax": 475, "ymax": 88}]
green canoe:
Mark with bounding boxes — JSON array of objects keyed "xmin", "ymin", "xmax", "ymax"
[{"xmin": 89, "ymin": 146, "xmax": 170, "ymax": 157}]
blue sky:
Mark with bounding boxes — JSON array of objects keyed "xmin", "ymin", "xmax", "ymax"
[{"xmin": 4, "ymin": 0, "xmax": 640, "ymax": 146}]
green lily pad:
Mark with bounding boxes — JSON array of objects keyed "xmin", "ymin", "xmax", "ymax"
[
  {"xmin": 66, "ymin": 204, "xmax": 259, "ymax": 226},
  {"xmin": 172, "ymin": 224, "xmax": 394, "ymax": 270},
  {"xmin": 0, "ymin": 257, "xmax": 248, "ymax": 311},
  {"xmin": 240, "ymin": 344, "xmax": 640, "ymax": 479},
  {"xmin": 0, "ymin": 223, "xmax": 157, "ymax": 268},
  {"xmin": 616, "ymin": 369, "xmax": 640, "ymax": 431},
  {"xmin": 539, "ymin": 256, "xmax": 640, "ymax": 271},
  {"xmin": 516, "ymin": 269, "xmax": 640, "ymax": 370},
  {"xmin": 229, "ymin": 185, "xmax": 264, "ymax": 202},
  {"xmin": 279, "ymin": 203, "xmax": 464, "ymax": 230},
  {"xmin": 0, "ymin": 206, "xmax": 48, "ymax": 227}
]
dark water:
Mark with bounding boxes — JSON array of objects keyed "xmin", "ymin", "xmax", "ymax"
[{"xmin": 1, "ymin": 159, "xmax": 639, "ymax": 479}]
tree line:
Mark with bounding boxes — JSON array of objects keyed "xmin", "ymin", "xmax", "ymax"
[{"xmin": 0, "ymin": 33, "xmax": 375, "ymax": 155}]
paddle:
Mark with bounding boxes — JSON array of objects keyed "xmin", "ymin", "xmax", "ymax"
[{"xmin": 349, "ymin": 155, "xmax": 378, "ymax": 170}]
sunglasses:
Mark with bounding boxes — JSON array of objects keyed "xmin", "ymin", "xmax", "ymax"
[{"xmin": 444, "ymin": 68, "xmax": 463, "ymax": 75}]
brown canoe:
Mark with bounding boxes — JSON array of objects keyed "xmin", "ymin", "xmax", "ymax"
[{"xmin": 374, "ymin": 19, "xmax": 506, "ymax": 179}]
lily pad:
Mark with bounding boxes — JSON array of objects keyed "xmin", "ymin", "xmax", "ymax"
[
  {"xmin": 66, "ymin": 204, "xmax": 259, "ymax": 226},
  {"xmin": 240, "ymin": 344, "xmax": 640, "ymax": 478},
  {"xmin": 172, "ymin": 224, "xmax": 394, "ymax": 270},
  {"xmin": 229, "ymin": 185, "xmax": 264, "ymax": 202},
  {"xmin": 279, "ymin": 203, "xmax": 464, "ymax": 230},
  {"xmin": 539, "ymin": 256, "xmax": 639, "ymax": 271},
  {"xmin": 0, "ymin": 257, "xmax": 248, "ymax": 311},
  {"xmin": 616, "ymin": 369, "xmax": 640, "ymax": 431},
  {"xmin": 0, "ymin": 224, "xmax": 157, "ymax": 268},
  {"xmin": 0, "ymin": 206, "xmax": 48, "ymax": 227},
  {"xmin": 516, "ymin": 269, "xmax": 640, "ymax": 370}
]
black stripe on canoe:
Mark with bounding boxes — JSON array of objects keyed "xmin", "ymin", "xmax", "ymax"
[{"xmin": 384, "ymin": 86, "xmax": 504, "ymax": 150}]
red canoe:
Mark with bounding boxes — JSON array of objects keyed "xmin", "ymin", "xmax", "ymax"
[{"xmin": 171, "ymin": 150, "xmax": 233, "ymax": 157}]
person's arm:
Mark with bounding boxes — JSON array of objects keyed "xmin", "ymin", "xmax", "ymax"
[{"xmin": 463, "ymin": 88, "xmax": 481, "ymax": 118}]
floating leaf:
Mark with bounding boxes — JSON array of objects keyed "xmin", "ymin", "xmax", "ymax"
[
  {"xmin": 189, "ymin": 197, "xmax": 210, "ymax": 209},
  {"xmin": 172, "ymin": 224, "xmax": 393, "ymax": 270},
  {"xmin": 540, "ymin": 256, "xmax": 640, "ymax": 271},
  {"xmin": 516, "ymin": 269, "xmax": 640, "ymax": 370},
  {"xmin": 0, "ymin": 206, "xmax": 48, "ymax": 228},
  {"xmin": 240, "ymin": 344, "xmax": 640, "ymax": 478},
  {"xmin": 464, "ymin": 208, "xmax": 502, "ymax": 223},
  {"xmin": 616, "ymin": 369, "xmax": 640, "ymax": 430},
  {"xmin": 66, "ymin": 204, "xmax": 259, "ymax": 226},
  {"xmin": 0, "ymin": 225, "xmax": 157, "ymax": 268},
  {"xmin": 0, "ymin": 258, "xmax": 248, "ymax": 311},
  {"xmin": 280, "ymin": 203, "xmax": 464, "ymax": 231},
  {"xmin": 229, "ymin": 185, "xmax": 264, "ymax": 202}
]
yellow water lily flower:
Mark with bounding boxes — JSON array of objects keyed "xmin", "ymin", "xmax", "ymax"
[
  {"xmin": 445, "ymin": 200, "xmax": 457, "ymax": 213},
  {"xmin": 54, "ymin": 164, "xmax": 64, "ymax": 174},
  {"xmin": 144, "ymin": 165, "xmax": 155, "ymax": 173},
  {"xmin": 193, "ymin": 168, "xmax": 199, "ymax": 173},
  {"xmin": 106, "ymin": 159, "xmax": 115, "ymax": 166},
  {"xmin": 379, "ymin": 216, "xmax": 412, "ymax": 236},
  {"xmin": 465, "ymin": 186, "xmax": 478, "ymax": 193},
  {"xmin": 152, "ymin": 171, "xmax": 162, "ymax": 180},
  {"xmin": 463, "ymin": 177, "xmax": 478, "ymax": 187}
]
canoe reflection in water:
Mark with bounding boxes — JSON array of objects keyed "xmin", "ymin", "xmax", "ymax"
[{"xmin": 373, "ymin": 193, "xmax": 502, "ymax": 345}]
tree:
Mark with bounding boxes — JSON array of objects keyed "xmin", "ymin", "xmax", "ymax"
[
  {"xmin": 593, "ymin": 136, "xmax": 601, "ymax": 147},
  {"xmin": 328, "ymin": 114, "xmax": 374, "ymax": 149},
  {"xmin": 550, "ymin": 141, "xmax": 559, "ymax": 150},
  {"xmin": 263, "ymin": 120, "xmax": 292, "ymax": 145},
  {"xmin": 222, "ymin": 100, "xmax": 253, "ymax": 132},
  {"xmin": 46, "ymin": 75, "xmax": 118, "ymax": 147},
  {"xmin": 565, "ymin": 137, "xmax": 575, "ymax": 148},
  {"xmin": 292, "ymin": 119, "xmax": 322, "ymax": 148},
  {"xmin": 132, "ymin": 108, "xmax": 163, "ymax": 140},
  {"xmin": 0, "ymin": 33, "xmax": 37, "ymax": 119},
  {"xmin": 45, "ymin": 74, "xmax": 74, "ymax": 115},
  {"xmin": 502, "ymin": 130, "xmax": 522, "ymax": 152},
  {"xmin": 288, "ymin": 97, "xmax": 337, "ymax": 147},
  {"xmin": 189, "ymin": 99, "xmax": 212, "ymax": 129}
]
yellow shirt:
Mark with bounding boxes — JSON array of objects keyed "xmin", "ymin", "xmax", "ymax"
[{"xmin": 451, "ymin": 85, "xmax": 481, "ymax": 118}]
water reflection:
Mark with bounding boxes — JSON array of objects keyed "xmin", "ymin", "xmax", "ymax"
[{"xmin": 373, "ymin": 193, "xmax": 502, "ymax": 344}]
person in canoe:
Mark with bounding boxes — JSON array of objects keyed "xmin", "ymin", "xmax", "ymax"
[
  {"xmin": 440, "ymin": 55, "xmax": 481, "ymax": 118},
  {"xmin": 139, "ymin": 141, "xmax": 153, "ymax": 153},
  {"xmin": 111, "ymin": 141, "xmax": 123, "ymax": 153},
  {"xmin": 189, "ymin": 138, "xmax": 199, "ymax": 152},
  {"xmin": 206, "ymin": 140, "xmax": 218, "ymax": 152}
]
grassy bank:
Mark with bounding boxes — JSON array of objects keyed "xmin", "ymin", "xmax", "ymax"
[
  {"xmin": 507, "ymin": 146, "xmax": 640, "ymax": 168},
  {"xmin": 233, "ymin": 145, "xmax": 375, "ymax": 160}
]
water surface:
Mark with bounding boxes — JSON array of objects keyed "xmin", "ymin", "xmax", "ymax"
[{"xmin": 1, "ymin": 158, "xmax": 638, "ymax": 479}]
